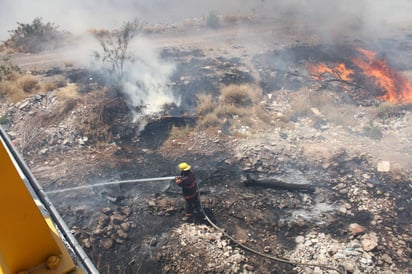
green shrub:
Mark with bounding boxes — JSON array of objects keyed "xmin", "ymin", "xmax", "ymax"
[
  {"xmin": 0, "ymin": 56, "xmax": 21, "ymax": 81},
  {"xmin": 7, "ymin": 17, "xmax": 66, "ymax": 53},
  {"xmin": 93, "ymin": 19, "xmax": 144, "ymax": 77}
]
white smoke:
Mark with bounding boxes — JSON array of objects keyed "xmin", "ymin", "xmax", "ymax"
[
  {"xmin": 2, "ymin": 0, "xmax": 412, "ymax": 42},
  {"xmin": 120, "ymin": 37, "xmax": 178, "ymax": 120}
]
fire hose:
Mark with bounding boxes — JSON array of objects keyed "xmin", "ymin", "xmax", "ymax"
[
  {"xmin": 46, "ymin": 176, "xmax": 343, "ymax": 273},
  {"xmin": 46, "ymin": 176, "xmax": 176, "ymax": 194},
  {"xmin": 196, "ymin": 185, "xmax": 344, "ymax": 274}
]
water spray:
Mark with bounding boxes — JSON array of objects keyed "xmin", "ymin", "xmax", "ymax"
[{"xmin": 46, "ymin": 176, "xmax": 175, "ymax": 194}]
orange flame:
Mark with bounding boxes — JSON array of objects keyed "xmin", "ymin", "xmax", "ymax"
[
  {"xmin": 307, "ymin": 47, "xmax": 412, "ymax": 104},
  {"xmin": 307, "ymin": 62, "xmax": 354, "ymax": 81},
  {"xmin": 352, "ymin": 48, "xmax": 412, "ymax": 104}
]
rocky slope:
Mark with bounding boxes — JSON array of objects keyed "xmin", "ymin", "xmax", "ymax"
[{"xmin": 1, "ymin": 20, "xmax": 411, "ymax": 274}]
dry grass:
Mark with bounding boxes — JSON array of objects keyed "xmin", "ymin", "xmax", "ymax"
[
  {"xmin": 0, "ymin": 81, "xmax": 22, "ymax": 102},
  {"xmin": 283, "ymin": 92, "xmax": 311, "ymax": 120},
  {"xmin": 375, "ymin": 101, "xmax": 398, "ymax": 121},
  {"xmin": 18, "ymin": 74, "xmax": 39, "ymax": 92},
  {"xmin": 40, "ymin": 80, "xmax": 58, "ymax": 92},
  {"xmin": 196, "ymin": 112, "xmax": 221, "ymax": 129},
  {"xmin": 214, "ymin": 104, "xmax": 249, "ymax": 118},
  {"xmin": 0, "ymin": 73, "xmax": 42, "ymax": 103},
  {"xmin": 17, "ymin": 114, "xmax": 47, "ymax": 154},
  {"xmin": 169, "ymin": 125, "xmax": 193, "ymax": 139},
  {"xmin": 220, "ymin": 84, "xmax": 262, "ymax": 107},
  {"xmin": 74, "ymin": 88, "xmax": 113, "ymax": 142},
  {"xmin": 195, "ymin": 84, "xmax": 266, "ymax": 135},
  {"xmin": 254, "ymin": 105, "xmax": 273, "ymax": 124},
  {"xmin": 195, "ymin": 94, "xmax": 215, "ymax": 116},
  {"xmin": 281, "ymin": 89, "xmax": 361, "ymax": 128},
  {"xmin": 55, "ymin": 84, "xmax": 80, "ymax": 99}
]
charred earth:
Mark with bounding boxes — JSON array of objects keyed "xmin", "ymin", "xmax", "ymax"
[{"xmin": 1, "ymin": 15, "xmax": 412, "ymax": 274}]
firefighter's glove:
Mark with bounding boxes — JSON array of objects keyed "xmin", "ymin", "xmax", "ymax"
[{"xmin": 175, "ymin": 176, "xmax": 182, "ymax": 184}]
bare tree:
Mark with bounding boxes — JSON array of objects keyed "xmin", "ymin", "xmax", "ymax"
[{"xmin": 94, "ymin": 19, "xmax": 144, "ymax": 78}]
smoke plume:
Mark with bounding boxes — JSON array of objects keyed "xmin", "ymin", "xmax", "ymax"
[{"xmin": 118, "ymin": 37, "xmax": 177, "ymax": 120}]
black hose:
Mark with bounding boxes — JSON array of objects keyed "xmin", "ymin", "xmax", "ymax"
[{"xmin": 197, "ymin": 183, "xmax": 344, "ymax": 274}]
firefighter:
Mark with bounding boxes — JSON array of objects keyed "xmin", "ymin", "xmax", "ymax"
[{"xmin": 175, "ymin": 162, "xmax": 202, "ymax": 221}]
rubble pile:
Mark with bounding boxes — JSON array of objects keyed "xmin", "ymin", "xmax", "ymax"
[
  {"xmin": 74, "ymin": 206, "xmax": 136, "ymax": 250},
  {"xmin": 158, "ymin": 223, "xmax": 253, "ymax": 274}
]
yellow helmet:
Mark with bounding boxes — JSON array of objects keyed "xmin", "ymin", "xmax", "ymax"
[{"xmin": 178, "ymin": 162, "xmax": 191, "ymax": 171}]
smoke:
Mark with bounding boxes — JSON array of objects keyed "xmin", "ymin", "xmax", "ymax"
[
  {"xmin": 2, "ymin": 0, "xmax": 412, "ymax": 118},
  {"xmin": 2, "ymin": 1, "xmax": 412, "ymax": 46},
  {"xmin": 260, "ymin": 0, "xmax": 412, "ymax": 44},
  {"xmin": 1, "ymin": 1, "xmax": 409, "ymax": 41},
  {"xmin": 119, "ymin": 37, "xmax": 178, "ymax": 120},
  {"xmin": 73, "ymin": 33, "xmax": 178, "ymax": 120}
]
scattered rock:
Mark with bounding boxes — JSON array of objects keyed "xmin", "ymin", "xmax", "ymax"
[
  {"xmin": 362, "ymin": 232, "xmax": 378, "ymax": 251},
  {"xmin": 150, "ymin": 237, "xmax": 158, "ymax": 247},
  {"xmin": 381, "ymin": 254, "xmax": 393, "ymax": 264},
  {"xmin": 349, "ymin": 223, "xmax": 366, "ymax": 236},
  {"xmin": 343, "ymin": 262, "xmax": 355, "ymax": 272},
  {"xmin": 100, "ymin": 238, "xmax": 114, "ymax": 249}
]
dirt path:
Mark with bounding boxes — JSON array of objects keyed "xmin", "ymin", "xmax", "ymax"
[{"xmin": 4, "ymin": 20, "xmax": 312, "ymax": 71}]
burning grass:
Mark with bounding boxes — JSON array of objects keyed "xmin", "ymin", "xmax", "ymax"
[{"xmin": 307, "ymin": 47, "xmax": 412, "ymax": 105}]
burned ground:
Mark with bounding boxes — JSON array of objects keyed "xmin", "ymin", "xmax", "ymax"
[{"xmin": 1, "ymin": 18, "xmax": 412, "ymax": 274}]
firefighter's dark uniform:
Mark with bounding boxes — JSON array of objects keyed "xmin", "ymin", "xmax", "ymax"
[{"xmin": 176, "ymin": 169, "xmax": 201, "ymax": 218}]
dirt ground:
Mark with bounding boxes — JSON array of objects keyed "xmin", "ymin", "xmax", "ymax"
[{"xmin": 1, "ymin": 16, "xmax": 412, "ymax": 274}]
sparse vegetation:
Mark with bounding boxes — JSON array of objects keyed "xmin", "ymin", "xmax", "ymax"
[
  {"xmin": 196, "ymin": 112, "xmax": 221, "ymax": 129},
  {"xmin": 362, "ymin": 124, "xmax": 383, "ymax": 140},
  {"xmin": 282, "ymin": 89, "xmax": 357, "ymax": 127},
  {"xmin": 93, "ymin": 19, "xmax": 145, "ymax": 78},
  {"xmin": 0, "ymin": 73, "xmax": 41, "ymax": 103},
  {"xmin": 18, "ymin": 74, "xmax": 39, "ymax": 92},
  {"xmin": 195, "ymin": 84, "xmax": 264, "ymax": 133},
  {"xmin": 221, "ymin": 84, "xmax": 262, "ymax": 106},
  {"xmin": 169, "ymin": 125, "xmax": 192, "ymax": 139},
  {"xmin": 375, "ymin": 101, "xmax": 399, "ymax": 121},
  {"xmin": 195, "ymin": 94, "xmax": 215, "ymax": 116},
  {"xmin": 39, "ymin": 80, "xmax": 59, "ymax": 92},
  {"xmin": 286, "ymin": 92, "xmax": 311, "ymax": 119},
  {"xmin": 18, "ymin": 114, "xmax": 46, "ymax": 155},
  {"xmin": 0, "ymin": 56, "xmax": 21, "ymax": 81},
  {"xmin": 6, "ymin": 17, "xmax": 66, "ymax": 53}
]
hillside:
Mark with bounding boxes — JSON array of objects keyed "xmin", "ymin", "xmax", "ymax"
[{"xmin": 1, "ymin": 16, "xmax": 411, "ymax": 274}]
